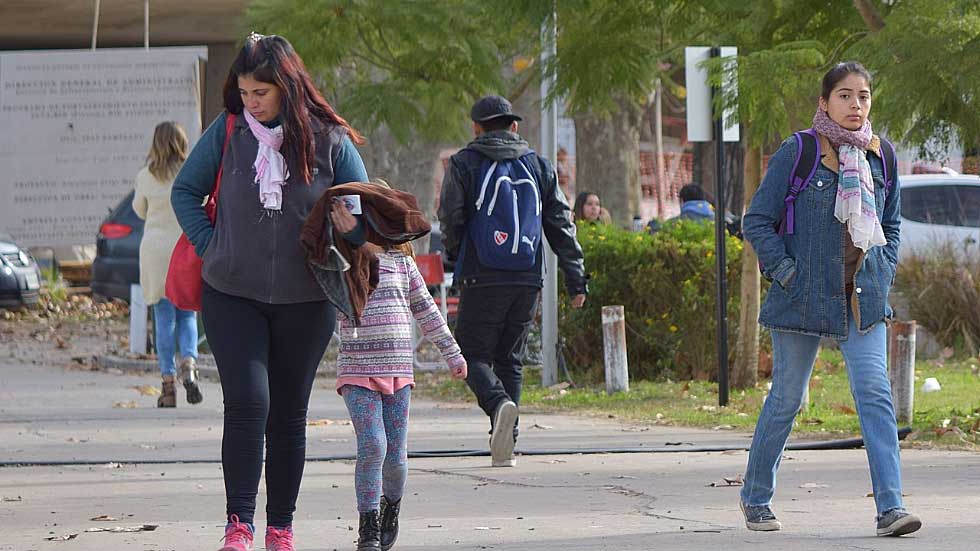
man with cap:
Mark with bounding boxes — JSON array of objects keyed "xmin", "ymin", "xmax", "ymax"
[{"xmin": 438, "ymin": 95, "xmax": 588, "ymax": 467}]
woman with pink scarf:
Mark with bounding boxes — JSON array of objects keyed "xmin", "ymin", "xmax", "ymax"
[
  {"xmin": 172, "ymin": 34, "xmax": 368, "ymax": 551},
  {"xmin": 740, "ymin": 62, "xmax": 921, "ymax": 537}
]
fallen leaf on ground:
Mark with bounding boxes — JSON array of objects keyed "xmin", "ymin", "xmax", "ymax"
[
  {"xmin": 112, "ymin": 401, "xmax": 138, "ymax": 409},
  {"xmin": 84, "ymin": 524, "xmax": 158, "ymax": 533},
  {"xmin": 433, "ymin": 403, "xmax": 470, "ymax": 410},
  {"xmin": 90, "ymin": 515, "xmax": 118, "ymax": 521},
  {"xmin": 44, "ymin": 533, "xmax": 79, "ymax": 541},
  {"xmin": 712, "ymin": 425, "xmax": 735, "ymax": 431},
  {"xmin": 531, "ymin": 423, "xmax": 554, "ymax": 430},
  {"xmin": 834, "ymin": 404, "xmax": 857, "ymax": 415},
  {"xmin": 706, "ymin": 474, "xmax": 744, "ymax": 487},
  {"xmin": 1, "ymin": 496, "xmax": 22, "ymax": 502},
  {"xmin": 132, "ymin": 385, "xmax": 160, "ymax": 396},
  {"xmin": 307, "ymin": 419, "xmax": 335, "ymax": 426}
]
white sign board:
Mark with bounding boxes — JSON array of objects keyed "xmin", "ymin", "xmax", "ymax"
[
  {"xmin": 685, "ymin": 46, "xmax": 739, "ymax": 143},
  {"xmin": 0, "ymin": 47, "xmax": 206, "ymax": 247}
]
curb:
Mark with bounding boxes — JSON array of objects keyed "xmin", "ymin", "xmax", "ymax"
[
  {"xmin": 93, "ymin": 353, "xmax": 458, "ymax": 380},
  {"xmin": 93, "ymin": 354, "xmax": 221, "ymax": 380}
]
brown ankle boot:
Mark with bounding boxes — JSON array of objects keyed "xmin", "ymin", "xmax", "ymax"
[
  {"xmin": 157, "ymin": 376, "xmax": 176, "ymax": 408},
  {"xmin": 178, "ymin": 357, "xmax": 203, "ymax": 405}
]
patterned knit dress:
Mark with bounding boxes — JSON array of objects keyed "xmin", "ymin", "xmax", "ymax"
[{"xmin": 335, "ymin": 250, "xmax": 464, "ymax": 394}]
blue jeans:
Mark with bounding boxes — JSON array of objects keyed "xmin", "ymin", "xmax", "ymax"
[
  {"xmin": 741, "ymin": 317, "xmax": 904, "ymax": 516},
  {"xmin": 153, "ymin": 297, "xmax": 198, "ymax": 377}
]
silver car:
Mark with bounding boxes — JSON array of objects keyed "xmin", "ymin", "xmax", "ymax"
[{"xmin": 899, "ymin": 174, "xmax": 980, "ymax": 257}]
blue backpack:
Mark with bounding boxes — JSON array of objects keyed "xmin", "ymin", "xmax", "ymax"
[{"xmin": 466, "ymin": 153, "xmax": 542, "ymax": 271}]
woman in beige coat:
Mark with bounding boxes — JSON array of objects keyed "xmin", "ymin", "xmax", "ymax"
[{"xmin": 133, "ymin": 121, "xmax": 203, "ymax": 407}]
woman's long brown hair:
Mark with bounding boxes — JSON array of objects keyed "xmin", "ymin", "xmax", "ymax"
[{"xmin": 223, "ymin": 33, "xmax": 365, "ymax": 185}]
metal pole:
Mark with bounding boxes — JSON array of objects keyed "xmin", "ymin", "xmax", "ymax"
[
  {"xmin": 540, "ymin": 4, "xmax": 560, "ymax": 387},
  {"xmin": 711, "ymin": 47, "xmax": 730, "ymax": 407},
  {"xmin": 654, "ymin": 78, "xmax": 666, "ymax": 219},
  {"xmin": 144, "ymin": 0, "xmax": 150, "ymax": 50},
  {"xmin": 91, "ymin": 0, "xmax": 101, "ymax": 50}
]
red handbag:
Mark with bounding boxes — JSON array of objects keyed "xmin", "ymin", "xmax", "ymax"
[{"xmin": 165, "ymin": 113, "xmax": 236, "ymax": 311}]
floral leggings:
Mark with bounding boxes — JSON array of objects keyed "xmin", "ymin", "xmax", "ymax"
[{"xmin": 341, "ymin": 385, "xmax": 411, "ymax": 512}]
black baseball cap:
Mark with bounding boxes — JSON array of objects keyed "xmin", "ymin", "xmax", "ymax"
[{"xmin": 470, "ymin": 95, "xmax": 523, "ymax": 123}]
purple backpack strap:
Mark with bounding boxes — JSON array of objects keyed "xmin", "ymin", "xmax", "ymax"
[
  {"xmin": 778, "ymin": 128, "xmax": 821, "ymax": 235},
  {"xmin": 879, "ymin": 137, "xmax": 896, "ymax": 194}
]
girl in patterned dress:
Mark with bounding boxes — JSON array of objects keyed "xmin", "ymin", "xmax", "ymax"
[{"xmin": 334, "ymin": 235, "xmax": 466, "ymax": 551}]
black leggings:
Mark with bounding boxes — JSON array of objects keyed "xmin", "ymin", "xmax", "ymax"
[{"xmin": 201, "ymin": 283, "xmax": 335, "ymax": 527}]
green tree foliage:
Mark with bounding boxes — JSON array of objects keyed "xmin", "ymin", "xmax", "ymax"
[
  {"xmin": 698, "ymin": 0, "xmax": 865, "ymax": 147},
  {"xmin": 853, "ymin": 0, "xmax": 980, "ymax": 154},
  {"xmin": 246, "ymin": 0, "xmax": 532, "ymax": 143}
]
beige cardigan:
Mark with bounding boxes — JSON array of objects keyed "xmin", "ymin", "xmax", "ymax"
[{"xmin": 132, "ymin": 166, "xmax": 183, "ymax": 305}]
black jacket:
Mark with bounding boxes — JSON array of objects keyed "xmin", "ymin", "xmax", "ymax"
[{"xmin": 437, "ymin": 131, "xmax": 587, "ymax": 295}]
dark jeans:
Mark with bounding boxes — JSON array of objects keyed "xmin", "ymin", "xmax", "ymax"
[
  {"xmin": 201, "ymin": 283, "xmax": 335, "ymax": 527},
  {"xmin": 455, "ymin": 285, "xmax": 539, "ymax": 435}
]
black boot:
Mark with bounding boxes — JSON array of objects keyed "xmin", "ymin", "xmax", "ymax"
[
  {"xmin": 379, "ymin": 496, "xmax": 401, "ymax": 551},
  {"xmin": 357, "ymin": 510, "xmax": 381, "ymax": 550}
]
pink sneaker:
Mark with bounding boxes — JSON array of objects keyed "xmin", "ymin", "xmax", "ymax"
[
  {"xmin": 218, "ymin": 515, "xmax": 254, "ymax": 551},
  {"xmin": 265, "ymin": 525, "xmax": 295, "ymax": 551}
]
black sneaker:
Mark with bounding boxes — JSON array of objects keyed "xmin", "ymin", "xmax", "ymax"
[
  {"xmin": 740, "ymin": 501, "xmax": 782, "ymax": 531},
  {"xmin": 876, "ymin": 508, "xmax": 921, "ymax": 537}
]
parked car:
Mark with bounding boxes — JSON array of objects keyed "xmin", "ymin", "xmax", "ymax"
[
  {"xmin": 898, "ymin": 174, "xmax": 980, "ymax": 258},
  {"xmin": 0, "ymin": 233, "xmax": 43, "ymax": 308},
  {"xmin": 91, "ymin": 190, "xmax": 143, "ymax": 302}
]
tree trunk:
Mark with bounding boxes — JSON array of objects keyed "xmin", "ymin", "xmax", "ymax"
[
  {"xmin": 357, "ymin": 125, "xmax": 447, "ymax": 251},
  {"xmin": 733, "ymin": 143, "xmax": 762, "ymax": 389},
  {"xmin": 724, "ymin": 141, "xmax": 745, "ymax": 216},
  {"xmin": 573, "ymin": 98, "xmax": 643, "ymax": 227},
  {"xmin": 853, "ymin": 0, "xmax": 886, "ymax": 32}
]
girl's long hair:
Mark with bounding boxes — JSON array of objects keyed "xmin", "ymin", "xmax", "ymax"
[
  {"xmin": 146, "ymin": 121, "xmax": 188, "ymax": 181},
  {"xmin": 223, "ymin": 33, "xmax": 365, "ymax": 185}
]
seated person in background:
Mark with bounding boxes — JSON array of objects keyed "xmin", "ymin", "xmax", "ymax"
[
  {"xmin": 573, "ymin": 191, "xmax": 608, "ymax": 224},
  {"xmin": 671, "ymin": 183, "xmax": 714, "ymax": 223}
]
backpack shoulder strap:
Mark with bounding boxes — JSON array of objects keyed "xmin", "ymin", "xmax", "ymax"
[
  {"xmin": 780, "ymin": 128, "xmax": 821, "ymax": 235},
  {"xmin": 879, "ymin": 137, "xmax": 896, "ymax": 194}
]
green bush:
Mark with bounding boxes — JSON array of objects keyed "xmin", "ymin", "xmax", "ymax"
[
  {"xmin": 895, "ymin": 241, "xmax": 980, "ymax": 354},
  {"xmin": 560, "ymin": 220, "xmax": 743, "ymax": 382}
]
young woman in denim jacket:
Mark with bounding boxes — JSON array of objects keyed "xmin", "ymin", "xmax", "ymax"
[{"xmin": 739, "ymin": 62, "xmax": 921, "ymax": 537}]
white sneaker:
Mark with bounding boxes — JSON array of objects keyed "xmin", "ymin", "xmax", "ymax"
[{"xmin": 490, "ymin": 401, "xmax": 518, "ymax": 467}]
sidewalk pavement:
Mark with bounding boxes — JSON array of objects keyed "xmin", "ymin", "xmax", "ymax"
[{"xmin": 1, "ymin": 359, "xmax": 978, "ymax": 550}]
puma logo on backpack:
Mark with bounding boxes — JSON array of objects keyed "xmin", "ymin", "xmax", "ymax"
[{"xmin": 467, "ymin": 153, "xmax": 542, "ymax": 271}]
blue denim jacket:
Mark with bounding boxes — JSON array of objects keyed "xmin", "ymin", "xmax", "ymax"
[{"xmin": 743, "ymin": 135, "xmax": 900, "ymax": 339}]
